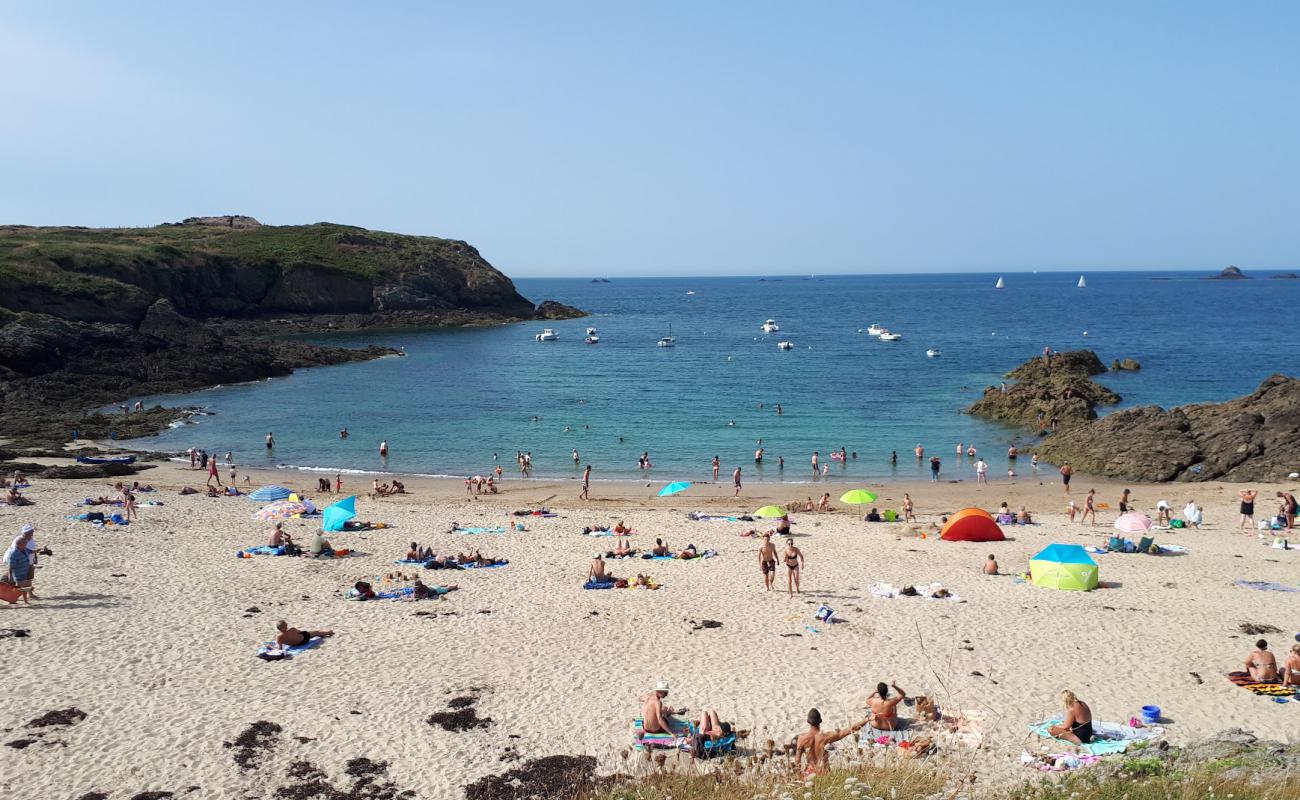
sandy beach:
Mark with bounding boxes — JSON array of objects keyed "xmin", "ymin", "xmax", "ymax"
[{"xmin": 2, "ymin": 460, "xmax": 1297, "ymax": 798}]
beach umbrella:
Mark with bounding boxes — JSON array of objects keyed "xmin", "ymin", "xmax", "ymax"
[
  {"xmin": 940, "ymin": 508, "xmax": 1006, "ymax": 542},
  {"xmin": 248, "ymin": 484, "xmax": 292, "ymax": 502},
  {"xmin": 1114, "ymin": 513, "xmax": 1154, "ymax": 535},
  {"xmin": 839, "ymin": 489, "xmax": 877, "ymax": 512},
  {"xmin": 1030, "ymin": 543, "xmax": 1099, "ymax": 591},
  {"xmin": 753, "ymin": 505, "xmax": 786, "ymax": 519},
  {"xmin": 322, "ymin": 495, "xmax": 357, "ymax": 532},
  {"xmin": 658, "ymin": 481, "xmax": 692, "ymax": 497},
  {"xmin": 253, "ymin": 500, "xmax": 315, "ymax": 522}
]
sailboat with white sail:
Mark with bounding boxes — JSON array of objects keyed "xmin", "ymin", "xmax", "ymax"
[
  {"xmin": 995, "ymin": 276, "xmax": 1005, "ymax": 289},
  {"xmin": 1077, "ymin": 275, "xmax": 1087, "ymax": 288}
]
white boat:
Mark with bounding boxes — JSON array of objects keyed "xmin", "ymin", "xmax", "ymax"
[
  {"xmin": 585, "ymin": 335, "xmax": 599, "ymax": 344},
  {"xmin": 777, "ymin": 341, "xmax": 794, "ymax": 350},
  {"xmin": 995, "ymin": 276, "xmax": 1005, "ymax": 289},
  {"xmin": 761, "ymin": 319, "xmax": 780, "ymax": 333},
  {"xmin": 866, "ymin": 323, "xmax": 885, "ymax": 336},
  {"xmin": 879, "ymin": 331, "xmax": 902, "ymax": 341},
  {"xmin": 686, "ymin": 290, "xmax": 695, "ymax": 295},
  {"xmin": 585, "ymin": 327, "xmax": 597, "ymax": 335},
  {"xmin": 1077, "ymin": 275, "xmax": 1087, "ymax": 288},
  {"xmin": 657, "ymin": 323, "xmax": 675, "ymax": 347},
  {"xmin": 926, "ymin": 348, "xmax": 941, "ymax": 357},
  {"xmin": 535, "ymin": 328, "xmax": 559, "ymax": 341}
]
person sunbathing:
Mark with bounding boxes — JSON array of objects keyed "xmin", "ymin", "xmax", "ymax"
[
  {"xmin": 588, "ymin": 554, "xmax": 615, "ymax": 582},
  {"xmin": 865, "ymin": 508, "xmax": 882, "ymax": 522},
  {"xmin": 795, "ymin": 708, "xmax": 867, "ymax": 776},
  {"xmin": 802, "ymin": 497, "xmax": 814, "ymax": 512},
  {"xmin": 1047, "ymin": 690, "xmax": 1093, "ymax": 744},
  {"xmin": 1016, "ymin": 506, "xmax": 1033, "ymax": 524},
  {"xmin": 651, "ymin": 539, "xmax": 670, "ymax": 557},
  {"xmin": 1245, "ymin": 639, "xmax": 1279, "ymax": 682},
  {"xmin": 309, "ymin": 532, "xmax": 334, "ymax": 557},
  {"xmin": 458, "ymin": 550, "xmax": 504, "ymax": 567},
  {"xmin": 1282, "ymin": 643, "xmax": 1300, "ymax": 687},
  {"xmin": 275, "ymin": 620, "xmax": 334, "ymax": 647},
  {"xmin": 775, "ymin": 515, "xmax": 792, "ymax": 535},
  {"xmin": 351, "ymin": 581, "xmax": 376, "ymax": 601},
  {"xmin": 694, "ymin": 709, "xmax": 732, "ymax": 744},
  {"xmin": 641, "ymin": 681, "xmax": 678, "ymax": 734},
  {"xmin": 405, "ymin": 541, "xmax": 422, "ymax": 561},
  {"xmin": 634, "ymin": 573, "xmax": 653, "ymax": 587},
  {"xmin": 269, "ymin": 522, "xmax": 288, "ymax": 547},
  {"xmin": 5, "ymin": 488, "xmax": 32, "ymax": 506},
  {"xmin": 206, "ymin": 485, "xmax": 223, "ymax": 497},
  {"xmin": 613, "ymin": 538, "xmax": 633, "ymax": 558},
  {"xmin": 583, "ymin": 524, "xmax": 610, "ymax": 535},
  {"xmin": 130, "ymin": 481, "xmax": 154, "ymax": 492},
  {"xmin": 866, "ymin": 682, "xmax": 907, "ymax": 731},
  {"xmin": 613, "ymin": 520, "xmax": 631, "ymax": 534},
  {"xmin": 983, "ymin": 554, "xmax": 999, "ymax": 575},
  {"xmin": 678, "ymin": 544, "xmax": 698, "ymax": 559}
]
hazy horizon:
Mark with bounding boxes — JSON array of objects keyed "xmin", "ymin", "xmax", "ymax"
[{"xmin": 3, "ymin": 2, "xmax": 1298, "ymax": 277}]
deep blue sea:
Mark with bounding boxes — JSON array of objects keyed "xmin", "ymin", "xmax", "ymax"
[{"xmin": 127, "ymin": 272, "xmax": 1298, "ymax": 483}]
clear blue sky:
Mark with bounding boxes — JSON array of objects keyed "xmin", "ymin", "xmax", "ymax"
[{"xmin": 3, "ymin": 2, "xmax": 1298, "ymax": 276}]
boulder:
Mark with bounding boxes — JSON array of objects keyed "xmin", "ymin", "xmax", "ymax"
[
  {"xmin": 1207, "ymin": 265, "xmax": 1250, "ymax": 280},
  {"xmin": 534, "ymin": 300, "xmax": 588, "ymax": 320},
  {"xmin": 1111, "ymin": 358, "xmax": 1141, "ymax": 371}
]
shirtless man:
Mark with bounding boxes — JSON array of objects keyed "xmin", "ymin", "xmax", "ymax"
[
  {"xmin": 274, "ymin": 620, "xmax": 333, "ymax": 647},
  {"xmin": 758, "ymin": 532, "xmax": 777, "ymax": 591},
  {"xmin": 1238, "ymin": 488, "xmax": 1258, "ymax": 529},
  {"xmin": 782, "ymin": 539, "xmax": 804, "ymax": 598},
  {"xmin": 652, "ymin": 539, "xmax": 670, "ymax": 557},
  {"xmin": 641, "ymin": 681, "xmax": 679, "ymax": 735},
  {"xmin": 817, "ymin": 493, "xmax": 830, "ymax": 512},
  {"xmin": 794, "ymin": 708, "xmax": 866, "ymax": 775},
  {"xmin": 580, "ymin": 465, "xmax": 591, "ymax": 501},
  {"xmin": 733, "ymin": 466, "xmax": 742, "ymax": 497},
  {"xmin": 866, "ymin": 682, "xmax": 907, "ymax": 730},
  {"xmin": 914, "ymin": 443, "xmax": 924, "ymax": 459},
  {"xmin": 902, "ymin": 493, "xmax": 915, "ymax": 522},
  {"xmin": 1245, "ymin": 639, "xmax": 1279, "ymax": 682},
  {"xmin": 810, "ymin": 451, "xmax": 819, "ymax": 476},
  {"xmin": 587, "ymin": 554, "xmax": 614, "ymax": 583},
  {"xmin": 1060, "ymin": 462, "xmax": 1073, "ymax": 495}
]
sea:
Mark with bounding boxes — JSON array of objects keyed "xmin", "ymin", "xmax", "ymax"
[{"xmin": 125, "ymin": 271, "xmax": 1298, "ymax": 484}]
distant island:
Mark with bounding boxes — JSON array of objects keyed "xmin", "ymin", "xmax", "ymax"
[
  {"xmin": 1206, "ymin": 265, "xmax": 1250, "ymax": 280},
  {"xmin": 590, "ymin": 278, "xmax": 612, "ymax": 283},
  {"xmin": 0, "ymin": 216, "xmax": 585, "ymax": 468}
]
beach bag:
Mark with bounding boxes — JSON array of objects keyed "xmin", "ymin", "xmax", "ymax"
[
  {"xmin": 86, "ymin": 512, "xmax": 105, "ymax": 523},
  {"xmin": 1170, "ymin": 519, "xmax": 1186, "ymax": 529}
]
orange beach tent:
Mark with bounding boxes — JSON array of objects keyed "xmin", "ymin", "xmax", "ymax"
[{"xmin": 940, "ymin": 508, "xmax": 1006, "ymax": 542}]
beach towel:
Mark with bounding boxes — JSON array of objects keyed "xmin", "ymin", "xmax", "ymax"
[
  {"xmin": 630, "ymin": 717, "xmax": 735, "ymax": 755},
  {"xmin": 452, "ymin": 526, "xmax": 506, "ymax": 535},
  {"xmin": 1234, "ymin": 580, "xmax": 1300, "ymax": 593},
  {"xmin": 393, "ymin": 558, "xmax": 429, "ymax": 566},
  {"xmin": 458, "ymin": 561, "xmax": 508, "ymax": 569},
  {"xmin": 688, "ymin": 513, "xmax": 740, "ymax": 522},
  {"xmin": 256, "ymin": 637, "xmax": 323, "ymax": 660},
  {"xmin": 239, "ymin": 545, "xmax": 287, "ymax": 557},
  {"xmin": 1226, "ymin": 671, "xmax": 1297, "ymax": 697},
  {"xmin": 1029, "ymin": 720, "xmax": 1162, "ymax": 755},
  {"xmin": 1157, "ymin": 544, "xmax": 1189, "ymax": 555},
  {"xmin": 859, "ymin": 724, "xmax": 912, "ymax": 746},
  {"xmin": 584, "ymin": 579, "xmax": 617, "ymax": 590}
]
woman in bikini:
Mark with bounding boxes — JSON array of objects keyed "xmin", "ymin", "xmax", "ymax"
[
  {"xmin": 1245, "ymin": 639, "xmax": 1279, "ymax": 682},
  {"xmin": 782, "ymin": 539, "xmax": 804, "ymax": 598},
  {"xmin": 1282, "ymin": 643, "xmax": 1300, "ymax": 688},
  {"xmin": 866, "ymin": 681, "xmax": 906, "ymax": 730},
  {"xmin": 1047, "ymin": 690, "xmax": 1093, "ymax": 744}
]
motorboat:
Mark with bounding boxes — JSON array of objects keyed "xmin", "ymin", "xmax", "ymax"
[
  {"xmin": 866, "ymin": 323, "xmax": 885, "ymax": 336},
  {"xmin": 995, "ymin": 276, "xmax": 1005, "ymax": 289},
  {"xmin": 535, "ymin": 328, "xmax": 559, "ymax": 341},
  {"xmin": 1077, "ymin": 275, "xmax": 1087, "ymax": 288},
  {"xmin": 879, "ymin": 331, "xmax": 902, "ymax": 341},
  {"xmin": 761, "ymin": 319, "xmax": 780, "ymax": 333},
  {"xmin": 657, "ymin": 323, "xmax": 675, "ymax": 347},
  {"xmin": 585, "ymin": 327, "xmax": 597, "ymax": 335},
  {"xmin": 777, "ymin": 341, "xmax": 794, "ymax": 350},
  {"xmin": 926, "ymin": 349, "xmax": 941, "ymax": 358},
  {"xmin": 585, "ymin": 335, "xmax": 600, "ymax": 344}
]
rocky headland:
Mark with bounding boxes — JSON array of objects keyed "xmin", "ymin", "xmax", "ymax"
[
  {"xmin": 0, "ymin": 216, "xmax": 586, "ymax": 472},
  {"xmin": 970, "ymin": 350, "xmax": 1300, "ymax": 482}
]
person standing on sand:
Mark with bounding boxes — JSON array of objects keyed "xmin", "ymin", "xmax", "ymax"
[
  {"xmin": 1278, "ymin": 491, "xmax": 1297, "ymax": 529},
  {"xmin": 711, "ymin": 456, "xmax": 720, "ymax": 480},
  {"xmin": 334, "ymin": 473, "xmax": 342, "ymax": 493},
  {"xmin": 1059, "ymin": 462, "xmax": 1073, "ymax": 494},
  {"xmin": 782, "ymin": 538, "xmax": 804, "ymax": 597},
  {"xmin": 266, "ymin": 432, "xmax": 274, "ymax": 450},
  {"xmin": 795, "ymin": 709, "xmax": 866, "ymax": 776},
  {"xmin": 974, "ymin": 458, "xmax": 988, "ymax": 484},
  {"xmin": 1238, "ymin": 489, "xmax": 1258, "ymax": 529},
  {"xmin": 902, "ymin": 493, "xmax": 915, "ymax": 522},
  {"xmin": 1080, "ymin": 489, "xmax": 1097, "ymax": 525},
  {"xmin": 1118, "ymin": 488, "xmax": 1132, "ymax": 514},
  {"xmin": 758, "ymin": 532, "xmax": 777, "ymax": 591},
  {"xmin": 4, "ymin": 525, "xmax": 37, "ymax": 605},
  {"xmin": 580, "ymin": 465, "xmax": 591, "ymax": 501},
  {"xmin": 732, "ymin": 466, "xmax": 742, "ymax": 497}
]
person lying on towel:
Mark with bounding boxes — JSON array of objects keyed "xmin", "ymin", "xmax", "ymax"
[{"xmin": 275, "ymin": 620, "xmax": 334, "ymax": 647}]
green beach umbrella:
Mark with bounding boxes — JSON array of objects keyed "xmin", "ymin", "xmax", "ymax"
[
  {"xmin": 839, "ymin": 489, "xmax": 877, "ymax": 505},
  {"xmin": 1029, "ymin": 543, "xmax": 1099, "ymax": 591},
  {"xmin": 753, "ymin": 505, "xmax": 786, "ymax": 519}
]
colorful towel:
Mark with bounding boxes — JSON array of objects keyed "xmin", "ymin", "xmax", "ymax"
[
  {"xmin": 1029, "ymin": 720, "xmax": 1163, "ymax": 756},
  {"xmin": 1234, "ymin": 580, "xmax": 1300, "ymax": 593},
  {"xmin": 860, "ymin": 725, "xmax": 912, "ymax": 745},
  {"xmin": 1227, "ymin": 671, "xmax": 1297, "ymax": 697},
  {"xmin": 256, "ymin": 637, "xmax": 323, "ymax": 659},
  {"xmin": 393, "ymin": 558, "xmax": 429, "ymax": 565},
  {"xmin": 459, "ymin": 561, "xmax": 508, "ymax": 569},
  {"xmin": 452, "ymin": 526, "xmax": 506, "ymax": 534},
  {"xmin": 241, "ymin": 545, "xmax": 287, "ymax": 557}
]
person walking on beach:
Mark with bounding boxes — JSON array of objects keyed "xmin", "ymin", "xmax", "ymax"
[
  {"xmin": 123, "ymin": 490, "xmax": 137, "ymax": 522},
  {"xmin": 902, "ymin": 493, "xmax": 915, "ymax": 522},
  {"xmin": 929, "ymin": 455, "xmax": 941, "ymax": 482},
  {"xmin": 974, "ymin": 458, "xmax": 988, "ymax": 484},
  {"xmin": 1059, "ymin": 462, "xmax": 1073, "ymax": 494},
  {"xmin": 1238, "ymin": 489, "xmax": 1258, "ymax": 529},
  {"xmin": 1080, "ymin": 489, "xmax": 1097, "ymax": 525},
  {"xmin": 580, "ymin": 465, "xmax": 591, "ymax": 500},
  {"xmin": 4, "ymin": 525, "xmax": 37, "ymax": 605},
  {"xmin": 711, "ymin": 456, "xmax": 720, "ymax": 480},
  {"xmin": 758, "ymin": 532, "xmax": 777, "ymax": 591},
  {"xmin": 732, "ymin": 466, "xmax": 742, "ymax": 497},
  {"xmin": 782, "ymin": 538, "xmax": 804, "ymax": 597},
  {"xmin": 206, "ymin": 455, "xmax": 223, "ymax": 488}
]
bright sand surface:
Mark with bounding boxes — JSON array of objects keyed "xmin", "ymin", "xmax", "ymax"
[{"xmin": 3, "ymin": 461, "xmax": 1299, "ymax": 798}]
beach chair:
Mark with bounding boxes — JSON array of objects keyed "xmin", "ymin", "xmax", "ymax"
[{"xmin": 1137, "ymin": 536, "xmax": 1154, "ymax": 554}]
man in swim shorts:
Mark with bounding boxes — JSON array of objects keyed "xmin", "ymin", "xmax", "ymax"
[
  {"xmin": 732, "ymin": 466, "xmax": 742, "ymax": 497},
  {"xmin": 1060, "ymin": 462, "xmax": 1073, "ymax": 495},
  {"xmin": 795, "ymin": 708, "xmax": 866, "ymax": 775},
  {"xmin": 642, "ymin": 681, "xmax": 678, "ymax": 735},
  {"xmin": 758, "ymin": 532, "xmax": 777, "ymax": 591}
]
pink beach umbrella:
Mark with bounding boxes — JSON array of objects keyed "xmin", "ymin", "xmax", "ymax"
[{"xmin": 1114, "ymin": 512, "xmax": 1154, "ymax": 535}]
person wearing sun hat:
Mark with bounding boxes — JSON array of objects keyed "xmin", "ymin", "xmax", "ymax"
[
  {"xmin": 642, "ymin": 681, "xmax": 678, "ymax": 735},
  {"xmin": 3, "ymin": 524, "xmax": 37, "ymax": 604}
]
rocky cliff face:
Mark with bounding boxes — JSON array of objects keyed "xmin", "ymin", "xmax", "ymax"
[{"xmin": 966, "ymin": 350, "xmax": 1120, "ymax": 429}]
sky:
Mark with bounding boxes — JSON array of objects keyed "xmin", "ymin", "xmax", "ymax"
[{"xmin": 2, "ymin": 2, "xmax": 1298, "ymax": 276}]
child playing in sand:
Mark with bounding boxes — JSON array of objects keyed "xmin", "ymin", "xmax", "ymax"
[{"xmin": 983, "ymin": 554, "xmax": 999, "ymax": 575}]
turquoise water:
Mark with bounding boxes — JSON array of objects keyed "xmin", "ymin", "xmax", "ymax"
[{"xmin": 127, "ymin": 272, "xmax": 1298, "ymax": 482}]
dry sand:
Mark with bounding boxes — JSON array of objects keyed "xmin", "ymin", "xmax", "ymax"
[{"xmin": 2, "ymin": 462, "xmax": 1298, "ymax": 798}]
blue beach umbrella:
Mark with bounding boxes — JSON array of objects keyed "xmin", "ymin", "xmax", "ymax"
[
  {"xmin": 322, "ymin": 496, "xmax": 357, "ymax": 532},
  {"xmin": 248, "ymin": 484, "xmax": 292, "ymax": 502},
  {"xmin": 658, "ymin": 481, "xmax": 692, "ymax": 497}
]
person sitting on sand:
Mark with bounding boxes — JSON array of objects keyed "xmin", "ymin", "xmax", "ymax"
[
  {"xmin": 275, "ymin": 620, "xmax": 334, "ymax": 648},
  {"xmin": 775, "ymin": 514, "xmax": 792, "ymax": 535},
  {"xmin": 1017, "ymin": 505, "xmax": 1033, "ymax": 524},
  {"xmin": 1183, "ymin": 500, "xmax": 1203, "ymax": 529},
  {"xmin": 613, "ymin": 538, "xmax": 633, "ymax": 558},
  {"xmin": 405, "ymin": 541, "xmax": 422, "ymax": 561},
  {"xmin": 983, "ymin": 554, "xmax": 999, "ymax": 575},
  {"xmin": 641, "ymin": 681, "xmax": 678, "ymax": 735},
  {"xmin": 1282, "ymin": 643, "xmax": 1300, "ymax": 687},
  {"xmin": 802, "ymin": 497, "xmax": 814, "ymax": 513},
  {"xmin": 5, "ymin": 487, "xmax": 32, "ymax": 506},
  {"xmin": 1047, "ymin": 690, "xmax": 1093, "ymax": 744},
  {"xmin": 1245, "ymin": 639, "xmax": 1279, "ymax": 682},
  {"xmin": 269, "ymin": 522, "xmax": 289, "ymax": 547},
  {"xmin": 795, "ymin": 708, "xmax": 867, "ymax": 776},
  {"xmin": 588, "ymin": 554, "xmax": 615, "ymax": 583},
  {"xmin": 818, "ymin": 493, "xmax": 831, "ymax": 512},
  {"xmin": 866, "ymin": 508, "xmax": 882, "ymax": 522},
  {"xmin": 391, "ymin": 479, "xmax": 406, "ymax": 494},
  {"xmin": 866, "ymin": 682, "xmax": 907, "ymax": 730},
  {"xmin": 351, "ymin": 580, "xmax": 376, "ymax": 601},
  {"xmin": 634, "ymin": 573, "xmax": 653, "ymax": 587},
  {"xmin": 678, "ymin": 543, "xmax": 698, "ymax": 560},
  {"xmin": 651, "ymin": 539, "xmax": 670, "ymax": 557},
  {"xmin": 613, "ymin": 520, "xmax": 631, "ymax": 535},
  {"xmin": 309, "ymin": 531, "xmax": 334, "ymax": 557}
]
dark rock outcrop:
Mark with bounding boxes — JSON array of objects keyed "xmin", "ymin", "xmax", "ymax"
[
  {"xmin": 1207, "ymin": 265, "xmax": 1250, "ymax": 280},
  {"xmin": 1271, "ymin": 272, "xmax": 1299, "ymax": 280},
  {"xmin": 1111, "ymin": 358, "xmax": 1141, "ymax": 371},
  {"xmin": 1040, "ymin": 374, "xmax": 1300, "ymax": 481},
  {"xmin": 535, "ymin": 300, "xmax": 588, "ymax": 320},
  {"xmin": 967, "ymin": 350, "xmax": 1120, "ymax": 429}
]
